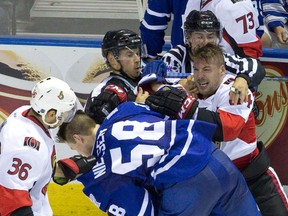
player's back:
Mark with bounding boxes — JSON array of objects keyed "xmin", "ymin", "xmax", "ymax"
[{"xmin": 97, "ymin": 102, "xmax": 216, "ymax": 186}]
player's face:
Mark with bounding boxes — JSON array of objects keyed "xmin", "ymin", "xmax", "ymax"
[
  {"xmin": 188, "ymin": 32, "xmax": 218, "ymax": 54},
  {"xmin": 118, "ymin": 48, "xmax": 141, "ymax": 79},
  {"xmin": 193, "ymin": 59, "xmax": 225, "ymax": 97}
]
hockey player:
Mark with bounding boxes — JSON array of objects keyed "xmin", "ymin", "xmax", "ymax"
[
  {"xmin": 162, "ymin": 10, "xmax": 265, "ymax": 105},
  {"xmin": 145, "ymin": 44, "xmax": 288, "ymax": 216},
  {"xmin": 55, "ymin": 106, "xmax": 261, "ymax": 215},
  {"xmin": 0, "ymin": 77, "xmax": 77, "ymax": 216},
  {"xmin": 140, "ymin": 0, "xmax": 262, "ymax": 60},
  {"xmin": 84, "ymin": 29, "xmax": 143, "ymax": 124},
  {"xmin": 262, "ymin": 0, "xmax": 288, "ymax": 48}
]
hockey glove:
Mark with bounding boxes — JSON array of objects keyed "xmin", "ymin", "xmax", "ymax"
[
  {"xmin": 145, "ymin": 88, "xmax": 198, "ymax": 119},
  {"xmin": 88, "ymin": 85, "xmax": 127, "ymax": 124},
  {"xmin": 57, "ymin": 155, "xmax": 96, "ymax": 182}
]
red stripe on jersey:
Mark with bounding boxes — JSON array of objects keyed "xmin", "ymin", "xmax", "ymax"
[
  {"xmin": 232, "ymin": 147, "xmax": 259, "ymax": 170},
  {"xmin": 266, "ymin": 168, "xmax": 288, "ymax": 210},
  {"xmin": 223, "ymin": 31, "xmax": 262, "ymax": 58},
  {"xmin": 217, "ymin": 109, "xmax": 246, "ymax": 141},
  {"xmin": 237, "ymin": 112, "xmax": 257, "ymax": 144},
  {"xmin": 0, "ymin": 185, "xmax": 32, "ymax": 216},
  {"xmin": 238, "ymin": 35, "xmax": 263, "ymax": 58}
]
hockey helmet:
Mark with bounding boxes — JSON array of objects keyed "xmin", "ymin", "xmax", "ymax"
[
  {"xmin": 30, "ymin": 77, "xmax": 77, "ymax": 127},
  {"xmin": 101, "ymin": 29, "xmax": 143, "ymax": 59},
  {"xmin": 184, "ymin": 10, "xmax": 221, "ymax": 43},
  {"xmin": 138, "ymin": 60, "xmax": 168, "ymax": 93}
]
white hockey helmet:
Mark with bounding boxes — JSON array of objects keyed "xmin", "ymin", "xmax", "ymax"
[{"xmin": 30, "ymin": 77, "xmax": 77, "ymax": 127}]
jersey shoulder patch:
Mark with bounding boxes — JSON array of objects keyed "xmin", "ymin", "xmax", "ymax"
[{"xmin": 24, "ymin": 137, "xmax": 41, "ymax": 151}]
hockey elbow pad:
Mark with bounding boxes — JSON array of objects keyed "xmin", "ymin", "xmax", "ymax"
[
  {"xmin": 57, "ymin": 155, "xmax": 96, "ymax": 182},
  {"xmin": 145, "ymin": 88, "xmax": 198, "ymax": 119}
]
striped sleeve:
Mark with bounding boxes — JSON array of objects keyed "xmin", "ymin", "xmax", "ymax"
[
  {"xmin": 224, "ymin": 53, "xmax": 265, "ymax": 88},
  {"xmin": 262, "ymin": 0, "xmax": 288, "ymax": 32}
]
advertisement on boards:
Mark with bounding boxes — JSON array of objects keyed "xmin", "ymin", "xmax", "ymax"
[{"xmin": 0, "ymin": 38, "xmax": 287, "ymax": 184}]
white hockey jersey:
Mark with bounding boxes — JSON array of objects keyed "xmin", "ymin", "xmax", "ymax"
[
  {"xmin": 197, "ymin": 74, "xmax": 258, "ymax": 170},
  {"xmin": 184, "ymin": 0, "xmax": 262, "ymax": 58},
  {"xmin": 0, "ymin": 106, "xmax": 55, "ymax": 216}
]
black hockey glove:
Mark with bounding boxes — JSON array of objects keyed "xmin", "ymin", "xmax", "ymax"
[
  {"xmin": 145, "ymin": 88, "xmax": 198, "ymax": 119},
  {"xmin": 88, "ymin": 85, "xmax": 128, "ymax": 124},
  {"xmin": 57, "ymin": 155, "xmax": 96, "ymax": 183}
]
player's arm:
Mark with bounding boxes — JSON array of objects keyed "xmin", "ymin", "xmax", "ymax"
[
  {"xmin": 162, "ymin": 45, "xmax": 186, "ymax": 73},
  {"xmin": 145, "ymin": 88, "xmax": 250, "ymax": 141},
  {"xmin": 140, "ymin": 0, "xmax": 172, "ymax": 58},
  {"xmin": 224, "ymin": 53, "xmax": 265, "ymax": 104},
  {"xmin": 262, "ymin": 0, "xmax": 288, "ymax": 34},
  {"xmin": 224, "ymin": 53, "xmax": 265, "ymax": 89},
  {"xmin": 53, "ymin": 155, "xmax": 96, "ymax": 185},
  {"xmin": 85, "ymin": 84, "xmax": 128, "ymax": 124}
]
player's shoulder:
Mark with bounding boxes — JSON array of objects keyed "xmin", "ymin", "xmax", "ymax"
[
  {"xmin": 104, "ymin": 102, "xmax": 164, "ymax": 125},
  {"xmin": 164, "ymin": 45, "xmax": 187, "ymax": 57}
]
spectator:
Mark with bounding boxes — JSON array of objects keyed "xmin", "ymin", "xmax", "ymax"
[{"xmin": 161, "ymin": 10, "xmax": 265, "ymax": 105}]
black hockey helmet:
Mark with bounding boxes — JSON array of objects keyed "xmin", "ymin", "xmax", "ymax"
[
  {"xmin": 101, "ymin": 29, "xmax": 142, "ymax": 59},
  {"xmin": 184, "ymin": 10, "xmax": 221, "ymax": 43}
]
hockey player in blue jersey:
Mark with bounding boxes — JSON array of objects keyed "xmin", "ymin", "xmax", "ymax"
[{"xmin": 54, "ymin": 103, "xmax": 261, "ymax": 215}]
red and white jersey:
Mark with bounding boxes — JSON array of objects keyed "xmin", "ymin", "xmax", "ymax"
[
  {"xmin": 184, "ymin": 0, "xmax": 262, "ymax": 58},
  {"xmin": 197, "ymin": 74, "xmax": 258, "ymax": 170},
  {"xmin": 0, "ymin": 106, "xmax": 56, "ymax": 216}
]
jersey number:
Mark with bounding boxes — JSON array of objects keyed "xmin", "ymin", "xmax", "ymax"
[
  {"xmin": 110, "ymin": 121, "xmax": 165, "ymax": 174},
  {"xmin": 7, "ymin": 158, "xmax": 32, "ymax": 180},
  {"xmin": 236, "ymin": 12, "xmax": 255, "ymax": 34}
]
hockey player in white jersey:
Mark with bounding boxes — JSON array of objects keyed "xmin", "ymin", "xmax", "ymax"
[
  {"xmin": 0, "ymin": 77, "xmax": 77, "ymax": 216},
  {"xmin": 162, "ymin": 10, "xmax": 265, "ymax": 105},
  {"xmin": 146, "ymin": 44, "xmax": 288, "ymax": 216},
  {"xmin": 140, "ymin": 0, "xmax": 262, "ymax": 59}
]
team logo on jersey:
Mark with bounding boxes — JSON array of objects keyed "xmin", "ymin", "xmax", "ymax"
[
  {"xmin": 24, "ymin": 137, "xmax": 40, "ymax": 151},
  {"xmin": 58, "ymin": 91, "xmax": 64, "ymax": 100}
]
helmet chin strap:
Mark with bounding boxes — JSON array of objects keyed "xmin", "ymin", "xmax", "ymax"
[
  {"xmin": 113, "ymin": 59, "xmax": 134, "ymax": 80},
  {"xmin": 41, "ymin": 112, "xmax": 61, "ymax": 128}
]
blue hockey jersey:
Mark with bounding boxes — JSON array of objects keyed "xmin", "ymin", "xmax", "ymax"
[
  {"xmin": 262, "ymin": 0, "xmax": 288, "ymax": 32},
  {"xmin": 78, "ymin": 102, "xmax": 216, "ymax": 215}
]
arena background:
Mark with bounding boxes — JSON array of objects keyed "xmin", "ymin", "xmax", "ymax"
[{"xmin": 0, "ymin": 36, "xmax": 288, "ymax": 215}]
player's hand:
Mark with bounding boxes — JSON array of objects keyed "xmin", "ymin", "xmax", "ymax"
[
  {"xmin": 145, "ymin": 88, "xmax": 198, "ymax": 119},
  {"xmin": 57, "ymin": 155, "xmax": 96, "ymax": 183},
  {"xmin": 274, "ymin": 26, "xmax": 288, "ymax": 44},
  {"xmin": 230, "ymin": 77, "xmax": 248, "ymax": 104},
  {"xmin": 178, "ymin": 75, "xmax": 199, "ymax": 98},
  {"xmin": 136, "ymin": 87, "xmax": 149, "ymax": 103}
]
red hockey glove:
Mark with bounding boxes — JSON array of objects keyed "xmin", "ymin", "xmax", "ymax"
[{"xmin": 145, "ymin": 88, "xmax": 198, "ymax": 119}]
